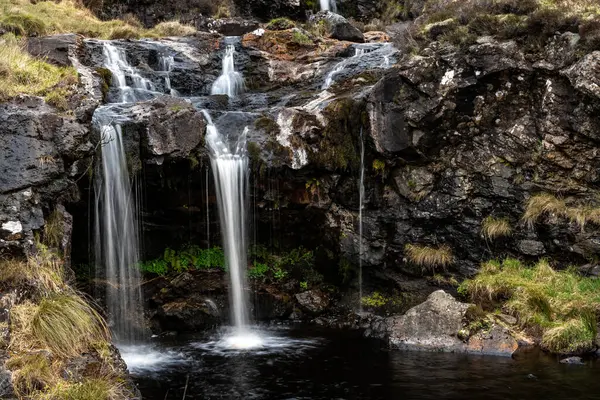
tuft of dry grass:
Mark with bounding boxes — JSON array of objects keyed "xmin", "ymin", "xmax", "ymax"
[
  {"xmin": 6, "ymin": 353, "xmax": 58, "ymax": 398},
  {"xmin": 481, "ymin": 216, "xmax": 512, "ymax": 241},
  {"xmin": 522, "ymin": 193, "xmax": 567, "ymax": 227},
  {"xmin": 405, "ymin": 243, "xmax": 453, "ymax": 270},
  {"xmin": 149, "ymin": 21, "xmax": 196, "ymax": 37},
  {"xmin": 43, "ymin": 209, "xmax": 64, "ymax": 249},
  {"xmin": 0, "ymin": 245, "xmax": 66, "ymax": 293},
  {"xmin": 522, "ymin": 193, "xmax": 600, "ymax": 231},
  {"xmin": 31, "ymin": 294, "xmax": 110, "ymax": 359}
]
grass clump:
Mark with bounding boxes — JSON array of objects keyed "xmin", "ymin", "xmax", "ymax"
[
  {"xmin": 6, "ymin": 353, "xmax": 55, "ymax": 397},
  {"xmin": 522, "ymin": 193, "xmax": 600, "ymax": 231},
  {"xmin": 522, "ymin": 193, "xmax": 567, "ymax": 227},
  {"xmin": 43, "ymin": 209, "xmax": 64, "ymax": 249},
  {"xmin": 481, "ymin": 216, "xmax": 512, "ymax": 241},
  {"xmin": 0, "ymin": 244, "xmax": 66, "ymax": 293},
  {"xmin": 149, "ymin": 21, "xmax": 196, "ymax": 37},
  {"xmin": 266, "ymin": 17, "xmax": 296, "ymax": 31},
  {"xmin": 459, "ymin": 258, "xmax": 600, "ymax": 354},
  {"xmin": 405, "ymin": 243, "xmax": 453, "ymax": 270},
  {"xmin": 0, "ymin": 34, "xmax": 77, "ymax": 102},
  {"xmin": 0, "ymin": 11, "xmax": 46, "ymax": 36},
  {"xmin": 28, "ymin": 294, "xmax": 110, "ymax": 359}
]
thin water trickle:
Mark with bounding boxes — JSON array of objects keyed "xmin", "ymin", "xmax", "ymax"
[
  {"xmin": 211, "ymin": 39, "xmax": 245, "ymax": 97},
  {"xmin": 358, "ymin": 127, "xmax": 365, "ymax": 313},
  {"xmin": 159, "ymin": 54, "xmax": 179, "ymax": 97},
  {"xmin": 202, "ymin": 110, "xmax": 253, "ymax": 337}
]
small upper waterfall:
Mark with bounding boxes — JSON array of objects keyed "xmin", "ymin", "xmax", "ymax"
[
  {"xmin": 358, "ymin": 127, "xmax": 365, "ymax": 313},
  {"xmin": 93, "ymin": 111, "xmax": 143, "ymax": 344},
  {"xmin": 102, "ymin": 42, "xmax": 156, "ymax": 103},
  {"xmin": 211, "ymin": 38, "xmax": 245, "ymax": 97},
  {"xmin": 159, "ymin": 54, "xmax": 179, "ymax": 97},
  {"xmin": 202, "ymin": 110, "xmax": 250, "ymax": 330},
  {"xmin": 322, "ymin": 43, "xmax": 397, "ymax": 89},
  {"xmin": 320, "ymin": 0, "xmax": 337, "ymax": 12}
]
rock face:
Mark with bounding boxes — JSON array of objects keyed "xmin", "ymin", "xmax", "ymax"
[
  {"xmin": 0, "ymin": 96, "xmax": 92, "ymax": 255},
  {"xmin": 367, "ymin": 291, "xmax": 518, "ymax": 356}
]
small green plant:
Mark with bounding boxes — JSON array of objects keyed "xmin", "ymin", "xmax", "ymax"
[
  {"xmin": 361, "ymin": 292, "xmax": 389, "ymax": 308},
  {"xmin": 273, "ymin": 267, "xmax": 288, "ymax": 280},
  {"xmin": 299, "ymin": 281, "xmax": 308, "ymax": 290},
  {"xmin": 291, "ymin": 30, "xmax": 312, "ymax": 45},
  {"xmin": 372, "ymin": 159, "xmax": 385, "ymax": 174},
  {"xmin": 138, "ymin": 246, "xmax": 226, "ymax": 275},
  {"xmin": 248, "ymin": 262, "xmax": 269, "ymax": 279},
  {"xmin": 481, "ymin": 216, "xmax": 512, "ymax": 241}
]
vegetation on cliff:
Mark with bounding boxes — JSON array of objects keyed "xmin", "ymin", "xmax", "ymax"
[
  {"xmin": 459, "ymin": 258, "xmax": 600, "ymax": 354},
  {"xmin": 412, "ymin": 0, "xmax": 600, "ymax": 51},
  {"xmin": 1, "ymin": 242, "xmax": 132, "ymax": 399}
]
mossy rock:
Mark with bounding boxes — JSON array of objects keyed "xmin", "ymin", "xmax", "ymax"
[{"xmin": 266, "ymin": 18, "xmax": 296, "ymax": 31}]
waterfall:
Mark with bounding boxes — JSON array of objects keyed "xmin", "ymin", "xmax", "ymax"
[
  {"xmin": 322, "ymin": 47, "xmax": 368, "ymax": 89},
  {"xmin": 202, "ymin": 110, "xmax": 250, "ymax": 330},
  {"xmin": 211, "ymin": 40, "xmax": 244, "ymax": 97},
  {"xmin": 159, "ymin": 54, "xmax": 179, "ymax": 97},
  {"xmin": 93, "ymin": 113, "xmax": 143, "ymax": 344},
  {"xmin": 320, "ymin": 0, "xmax": 337, "ymax": 12},
  {"xmin": 358, "ymin": 127, "xmax": 365, "ymax": 313},
  {"xmin": 102, "ymin": 42, "xmax": 156, "ymax": 103}
]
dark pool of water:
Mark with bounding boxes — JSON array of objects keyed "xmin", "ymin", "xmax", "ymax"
[{"xmin": 121, "ymin": 325, "xmax": 600, "ymax": 400}]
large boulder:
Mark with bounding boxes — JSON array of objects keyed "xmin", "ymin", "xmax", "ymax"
[
  {"xmin": 295, "ymin": 289, "xmax": 331, "ymax": 315},
  {"xmin": 368, "ymin": 290, "xmax": 518, "ymax": 356},
  {"xmin": 309, "ymin": 11, "xmax": 364, "ymax": 43}
]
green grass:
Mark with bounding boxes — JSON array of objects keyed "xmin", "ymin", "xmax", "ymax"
[
  {"xmin": 0, "ymin": 34, "xmax": 77, "ymax": 102},
  {"xmin": 459, "ymin": 258, "xmax": 600, "ymax": 354}
]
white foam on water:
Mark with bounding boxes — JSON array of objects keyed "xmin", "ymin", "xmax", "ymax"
[
  {"xmin": 119, "ymin": 344, "xmax": 189, "ymax": 374},
  {"xmin": 191, "ymin": 327, "xmax": 321, "ymax": 356}
]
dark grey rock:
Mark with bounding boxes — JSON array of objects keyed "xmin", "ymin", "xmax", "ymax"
[
  {"xmin": 560, "ymin": 356, "xmax": 585, "ymax": 365},
  {"xmin": 295, "ymin": 290, "xmax": 330, "ymax": 315},
  {"xmin": 518, "ymin": 240, "xmax": 546, "ymax": 256},
  {"xmin": 27, "ymin": 34, "xmax": 81, "ymax": 67},
  {"xmin": 309, "ymin": 11, "xmax": 364, "ymax": 43}
]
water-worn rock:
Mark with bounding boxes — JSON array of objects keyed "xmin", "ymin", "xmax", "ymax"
[
  {"xmin": 560, "ymin": 356, "xmax": 585, "ymax": 364},
  {"xmin": 27, "ymin": 34, "xmax": 82, "ymax": 67},
  {"xmin": 309, "ymin": 11, "xmax": 364, "ymax": 43},
  {"xmin": 295, "ymin": 290, "xmax": 331, "ymax": 315},
  {"xmin": 385, "ymin": 290, "xmax": 471, "ymax": 352},
  {"xmin": 368, "ymin": 291, "xmax": 518, "ymax": 356}
]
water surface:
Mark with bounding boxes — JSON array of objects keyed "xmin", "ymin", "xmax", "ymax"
[{"xmin": 126, "ymin": 325, "xmax": 600, "ymax": 400}]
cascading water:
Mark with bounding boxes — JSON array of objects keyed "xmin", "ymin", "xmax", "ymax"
[
  {"xmin": 358, "ymin": 127, "xmax": 365, "ymax": 313},
  {"xmin": 320, "ymin": 0, "xmax": 337, "ymax": 12},
  {"xmin": 93, "ymin": 112, "xmax": 143, "ymax": 344},
  {"xmin": 202, "ymin": 110, "xmax": 254, "ymax": 340},
  {"xmin": 159, "ymin": 54, "xmax": 179, "ymax": 97},
  {"xmin": 211, "ymin": 39, "xmax": 245, "ymax": 97},
  {"xmin": 102, "ymin": 42, "xmax": 156, "ymax": 103}
]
